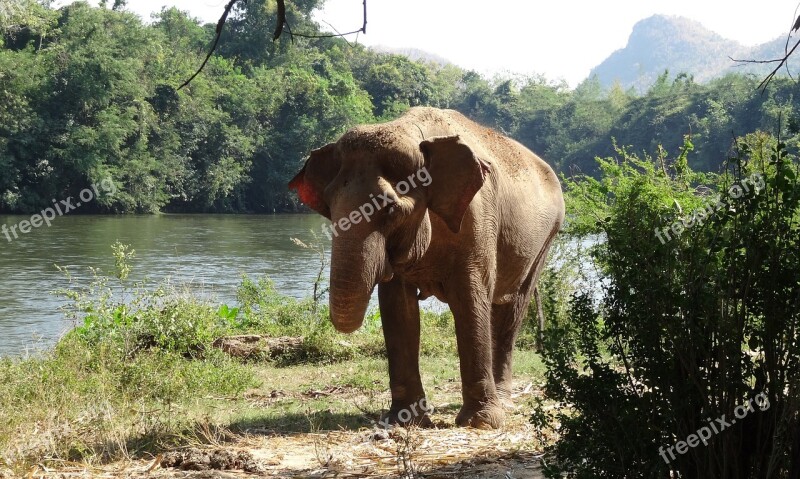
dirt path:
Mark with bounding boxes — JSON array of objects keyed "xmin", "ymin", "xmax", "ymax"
[
  {"xmin": 23, "ymin": 431, "xmax": 544, "ymax": 478},
  {"xmin": 18, "ymin": 380, "xmax": 548, "ymax": 478}
]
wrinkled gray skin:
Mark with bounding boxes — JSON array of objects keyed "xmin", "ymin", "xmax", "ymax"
[{"xmin": 289, "ymin": 107, "xmax": 564, "ymax": 429}]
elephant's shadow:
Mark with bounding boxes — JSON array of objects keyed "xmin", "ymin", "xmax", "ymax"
[
  {"xmin": 228, "ymin": 403, "xmax": 464, "ymax": 436},
  {"xmin": 230, "ymin": 410, "xmax": 372, "ymax": 435}
]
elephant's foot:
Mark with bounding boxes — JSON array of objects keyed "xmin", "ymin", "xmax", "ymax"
[
  {"xmin": 455, "ymin": 402, "xmax": 505, "ymax": 429},
  {"xmin": 377, "ymin": 399, "xmax": 434, "ymax": 429}
]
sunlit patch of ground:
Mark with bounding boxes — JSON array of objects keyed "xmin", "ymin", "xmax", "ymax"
[{"xmin": 7, "ymin": 350, "xmax": 553, "ymax": 478}]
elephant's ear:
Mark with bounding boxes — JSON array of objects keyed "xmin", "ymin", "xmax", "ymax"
[
  {"xmin": 288, "ymin": 143, "xmax": 341, "ymax": 220},
  {"xmin": 419, "ymin": 135, "xmax": 491, "ymax": 233}
]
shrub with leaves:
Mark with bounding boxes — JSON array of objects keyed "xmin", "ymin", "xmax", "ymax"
[{"xmin": 542, "ymin": 133, "xmax": 800, "ymax": 478}]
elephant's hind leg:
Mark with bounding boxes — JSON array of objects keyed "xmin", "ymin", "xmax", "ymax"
[
  {"xmin": 491, "ymin": 269, "xmax": 537, "ymax": 409},
  {"xmin": 448, "ymin": 286, "xmax": 505, "ymax": 429},
  {"xmin": 493, "ymin": 229, "xmax": 558, "ymax": 408}
]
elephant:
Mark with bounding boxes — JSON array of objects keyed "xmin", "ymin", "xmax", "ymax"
[{"xmin": 289, "ymin": 107, "xmax": 564, "ymax": 429}]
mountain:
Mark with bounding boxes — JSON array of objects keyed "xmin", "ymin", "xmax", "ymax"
[{"xmin": 589, "ymin": 15, "xmax": 788, "ymax": 92}]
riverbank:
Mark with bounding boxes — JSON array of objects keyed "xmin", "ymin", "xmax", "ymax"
[
  {"xmin": 0, "ymin": 246, "xmax": 552, "ymax": 477},
  {"xmin": 0, "ymin": 214, "xmax": 332, "ymax": 356}
]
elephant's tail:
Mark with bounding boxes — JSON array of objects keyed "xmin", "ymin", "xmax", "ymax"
[{"xmin": 534, "ymin": 287, "xmax": 545, "ymax": 353}]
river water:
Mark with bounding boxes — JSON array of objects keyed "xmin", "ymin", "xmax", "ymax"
[{"xmin": 0, "ymin": 214, "xmax": 338, "ymax": 356}]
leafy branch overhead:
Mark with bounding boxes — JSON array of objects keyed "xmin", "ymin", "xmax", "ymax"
[
  {"xmin": 731, "ymin": 11, "xmax": 800, "ymax": 92},
  {"xmin": 179, "ymin": 0, "xmax": 367, "ymax": 90}
]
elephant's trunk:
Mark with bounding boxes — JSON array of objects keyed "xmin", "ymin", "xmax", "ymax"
[{"xmin": 329, "ymin": 231, "xmax": 392, "ymax": 333}]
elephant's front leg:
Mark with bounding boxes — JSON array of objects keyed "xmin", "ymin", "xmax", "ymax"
[
  {"xmin": 448, "ymin": 285, "xmax": 505, "ymax": 429},
  {"xmin": 377, "ymin": 277, "xmax": 432, "ymax": 427}
]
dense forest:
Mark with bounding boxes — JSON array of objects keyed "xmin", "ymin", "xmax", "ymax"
[{"xmin": 2, "ymin": 0, "xmax": 800, "ymax": 214}]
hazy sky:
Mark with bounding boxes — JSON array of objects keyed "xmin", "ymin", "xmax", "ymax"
[{"xmin": 54, "ymin": 0, "xmax": 798, "ymax": 86}]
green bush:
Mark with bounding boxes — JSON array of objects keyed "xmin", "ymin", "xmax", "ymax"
[
  {"xmin": 541, "ymin": 133, "xmax": 800, "ymax": 478},
  {"xmin": 57, "ymin": 244, "xmax": 227, "ymax": 357}
]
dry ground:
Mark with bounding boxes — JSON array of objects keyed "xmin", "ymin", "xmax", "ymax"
[{"xmin": 8, "ymin": 353, "xmax": 552, "ymax": 478}]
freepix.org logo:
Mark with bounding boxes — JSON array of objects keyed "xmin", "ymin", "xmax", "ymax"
[
  {"xmin": 320, "ymin": 166, "xmax": 433, "ymax": 240},
  {"xmin": 371, "ymin": 398, "xmax": 433, "ymax": 432},
  {"xmin": 655, "ymin": 173, "xmax": 764, "ymax": 245},
  {"xmin": 2, "ymin": 178, "xmax": 117, "ymax": 243},
  {"xmin": 659, "ymin": 392, "xmax": 770, "ymax": 464}
]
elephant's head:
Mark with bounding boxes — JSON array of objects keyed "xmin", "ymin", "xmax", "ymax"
[{"xmin": 289, "ymin": 127, "xmax": 491, "ymax": 333}]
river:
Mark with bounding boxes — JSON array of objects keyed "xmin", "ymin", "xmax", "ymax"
[{"xmin": 0, "ymin": 214, "xmax": 339, "ymax": 356}]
